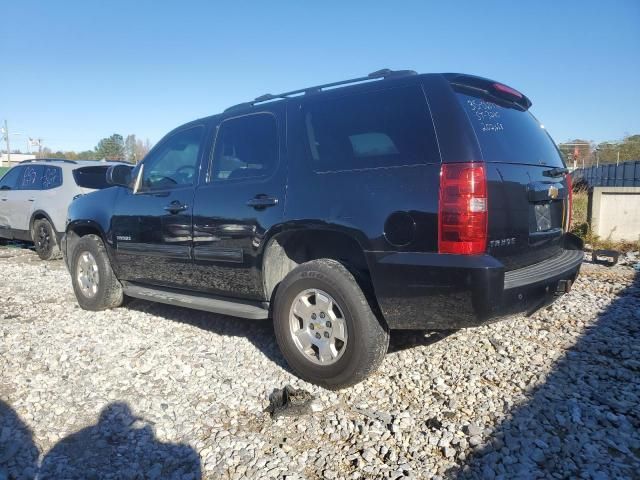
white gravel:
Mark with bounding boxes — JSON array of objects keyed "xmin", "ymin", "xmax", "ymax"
[{"xmin": 1, "ymin": 245, "xmax": 638, "ymax": 479}]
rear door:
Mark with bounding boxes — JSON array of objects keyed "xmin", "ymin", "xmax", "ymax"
[
  {"xmin": 454, "ymin": 85, "xmax": 570, "ymax": 270},
  {"xmin": 38, "ymin": 166, "xmax": 65, "ymax": 232},
  {"xmin": 190, "ymin": 107, "xmax": 286, "ymax": 300}
]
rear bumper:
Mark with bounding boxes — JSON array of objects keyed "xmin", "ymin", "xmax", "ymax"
[{"xmin": 367, "ymin": 234, "xmax": 583, "ymax": 329}]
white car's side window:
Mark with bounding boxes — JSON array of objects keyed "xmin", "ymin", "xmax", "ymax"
[
  {"xmin": 0, "ymin": 167, "xmax": 23, "ymax": 190},
  {"xmin": 42, "ymin": 166, "xmax": 62, "ymax": 190}
]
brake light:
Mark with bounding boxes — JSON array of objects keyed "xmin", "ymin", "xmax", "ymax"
[
  {"xmin": 493, "ymin": 82, "xmax": 523, "ymax": 99},
  {"xmin": 439, "ymin": 163, "xmax": 488, "ymax": 255},
  {"xmin": 566, "ymin": 173, "xmax": 573, "ymax": 231}
]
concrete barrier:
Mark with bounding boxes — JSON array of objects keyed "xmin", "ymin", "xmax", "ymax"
[{"xmin": 588, "ymin": 186, "xmax": 640, "ymax": 242}]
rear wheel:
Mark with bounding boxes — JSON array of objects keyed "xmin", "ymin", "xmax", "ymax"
[
  {"xmin": 273, "ymin": 259, "xmax": 389, "ymax": 389},
  {"xmin": 32, "ymin": 218, "xmax": 61, "ymax": 260},
  {"xmin": 70, "ymin": 234, "xmax": 124, "ymax": 311}
]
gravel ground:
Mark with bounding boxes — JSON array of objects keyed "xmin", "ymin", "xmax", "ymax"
[{"xmin": 1, "ymin": 245, "xmax": 638, "ymax": 479}]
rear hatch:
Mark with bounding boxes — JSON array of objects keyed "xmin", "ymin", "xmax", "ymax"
[
  {"xmin": 451, "ymin": 77, "xmax": 570, "ymax": 270},
  {"xmin": 73, "ymin": 165, "xmax": 113, "ymax": 194}
]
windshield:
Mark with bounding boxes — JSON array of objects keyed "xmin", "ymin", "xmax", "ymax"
[{"xmin": 456, "ymin": 91, "xmax": 564, "ymax": 167}]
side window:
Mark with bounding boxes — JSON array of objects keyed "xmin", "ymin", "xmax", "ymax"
[
  {"xmin": 19, "ymin": 165, "xmax": 44, "ymax": 190},
  {"xmin": 42, "ymin": 166, "xmax": 63, "ymax": 189},
  {"xmin": 0, "ymin": 167, "xmax": 23, "ymax": 190},
  {"xmin": 139, "ymin": 126, "xmax": 204, "ymax": 191},
  {"xmin": 302, "ymin": 85, "xmax": 440, "ymax": 172},
  {"xmin": 211, "ymin": 114, "xmax": 278, "ymax": 182}
]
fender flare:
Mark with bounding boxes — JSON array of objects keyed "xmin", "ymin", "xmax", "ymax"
[{"xmin": 29, "ymin": 210, "xmax": 58, "ymax": 239}]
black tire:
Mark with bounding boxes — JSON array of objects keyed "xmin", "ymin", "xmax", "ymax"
[
  {"xmin": 273, "ymin": 259, "xmax": 389, "ymax": 389},
  {"xmin": 32, "ymin": 218, "xmax": 62, "ymax": 260},
  {"xmin": 70, "ymin": 234, "xmax": 124, "ymax": 311}
]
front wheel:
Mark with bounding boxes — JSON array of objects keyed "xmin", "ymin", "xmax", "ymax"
[
  {"xmin": 273, "ymin": 259, "xmax": 389, "ymax": 389},
  {"xmin": 70, "ymin": 234, "xmax": 124, "ymax": 311}
]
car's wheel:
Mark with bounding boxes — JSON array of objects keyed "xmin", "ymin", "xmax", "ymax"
[
  {"xmin": 32, "ymin": 218, "xmax": 62, "ymax": 260},
  {"xmin": 273, "ymin": 259, "xmax": 389, "ymax": 389},
  {"xmin": 70, "ymin": 234, "xmax": 124, "ymax": 311}
]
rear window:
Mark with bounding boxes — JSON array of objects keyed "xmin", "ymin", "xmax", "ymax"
[
  {"xmin": 42, "ymin": 166, "xmax": 62, "ymax": 189},
  {"xmin": 302, "ymin": 85, "xmax": 440, "ymax": 172},
  {"xmin": 72, "ymin": 166, "xmax": 111, "ymax": 189},
  {"xmin": 456, "ymin": 91, "xmax": 564, "ymax": 167}
]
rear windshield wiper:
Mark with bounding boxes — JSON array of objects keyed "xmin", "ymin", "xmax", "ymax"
[{"xmin": 543, "ymin": 167, "xmax": 569, "ymax": 178}]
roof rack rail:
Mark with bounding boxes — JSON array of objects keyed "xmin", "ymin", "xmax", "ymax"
[
  {"xmin": 19, "ymin": 158, "xmax": 77, "ymax": 164},
  {"xmin": 224, "ymin": 68, "xmax": 417, "ymax": 113}
]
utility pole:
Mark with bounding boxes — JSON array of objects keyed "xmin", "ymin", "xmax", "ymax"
[{"xmin": 1, "ymin": 120, "xmax": 10, "ymax": 167}]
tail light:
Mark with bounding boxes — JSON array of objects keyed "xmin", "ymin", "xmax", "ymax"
[
  {"xmin": 439, "ymin": 163, "xmax": 488, "ymax": 255},
  {"xmin": 565, "ymin": 173, "xmax": 573, "ymax": 231}
]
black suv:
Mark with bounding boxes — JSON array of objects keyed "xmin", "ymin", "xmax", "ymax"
[{"xmin": 63, "ymin": 69, "xmax": 582, "ymax": 388}]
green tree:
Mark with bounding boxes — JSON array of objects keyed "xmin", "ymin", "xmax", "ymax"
[
  {"xmin": 95, "ymin": 134, "xmax": 125, "ymax": 160},
  {"xmin": 76, "ymin": 150, "xmax": 97, "ymax": 160},
  {"xmin": 595, "ymin": 135, "xmax": 640, "ymax": 164}
]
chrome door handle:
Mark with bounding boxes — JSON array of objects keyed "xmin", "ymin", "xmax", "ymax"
[
  {"xmin": 246, "ymin": 195, "xmax": 278, "ymax": 209},
  {"xmin": 164, "ymin": 201, "xmax": 188, "ymax": 214}
]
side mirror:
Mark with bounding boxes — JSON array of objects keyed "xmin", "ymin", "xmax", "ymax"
[{"xmin": 106, "ymin": 164, "xmax": 134, "ymax": 188}]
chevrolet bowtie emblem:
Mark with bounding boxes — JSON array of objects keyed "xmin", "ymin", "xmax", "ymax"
[{"xmin": 548, "ymin": 185, "xmax": 559, "ymax": 200}]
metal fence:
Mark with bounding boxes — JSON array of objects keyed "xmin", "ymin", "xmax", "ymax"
[{"xmin": 572, "ymin": 160, "xmax": 640, "ymax": 187}]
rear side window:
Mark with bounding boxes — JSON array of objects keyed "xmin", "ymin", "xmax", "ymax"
[
  {"xmin": 302, "ymin": 85, "xmax": 439, "ymax": 172},
  {"xmin": 456, "ymin": 91, "xmax": 564, "ymax": 167},
  {"xmin": 42, "ymin": 166, "xmax": 62, "ymax": 189},
  {"xmin": 0, "ymin": 167, "xmax": 23, "ymax": 190},
  {"xmin": 211, "ymin": 114, "xmax": 278, "ymax": 181},
  {"xmin": 73, "ymin": 166, "xmax": 111, "ymax": 189},
  {"xmin": 19, "ymin": 165, "xmax": 44, "ymax": 190}
]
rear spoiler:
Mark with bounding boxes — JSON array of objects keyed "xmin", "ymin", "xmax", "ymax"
[{"xmin": 443, "ymin": 73, "xmax": 532, "ymax": 110}]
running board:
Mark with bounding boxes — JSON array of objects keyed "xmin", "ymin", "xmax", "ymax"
[{"xmin": 122, "ymin": 282, "xmax": 269, "ymax": 320}]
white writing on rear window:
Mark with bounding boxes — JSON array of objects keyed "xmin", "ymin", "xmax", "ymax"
[{"xmin": 466, "ymin": 99, "xmax": 504, "ymax": 133}]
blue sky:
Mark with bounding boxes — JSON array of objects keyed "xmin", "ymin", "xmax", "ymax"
[{"xmin": 1, "ymin": 0, "xmax": 639, "ymax": 152}]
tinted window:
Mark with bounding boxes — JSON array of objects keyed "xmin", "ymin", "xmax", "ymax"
[
  {"xmin": 302, "ymin": 85, "xmax": 439, "ymax": 172},
  {"xmin": 456, "ymin": 91, "xmax": 564, "ymax": 167},
  {"xmin": 72, "ymin": 166, "xmax": 111, "ymax": 189},
  {"xmin": 0, "ymin": 167, "xmax": 23, "ymax": 190},
  {"xmin": 211, "ymin": 114, "xmax": 278, "ymax": 181},
  {"xmin": 19, "ymin": 165, "xmax": 44, "ymax": 190},
  {"xmin": 42, "ymin": 166, "xmax": 62, "ymax": 189},
  {"xmin": 141, "ymin": 126, "xmax": 204, "ymax": 191}
]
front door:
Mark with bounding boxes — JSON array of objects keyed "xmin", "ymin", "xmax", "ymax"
[
  {"xmin": 112, "ymin": 125, "xmax": 206, "ymax": 288},
  {"xmin": 10, "ymin": 164, "xmax": 43, "ymax": 233},
  {"xmin": 0, "ymin": 166, "xmax": 24, "ymax": 235},
  {"xmin": 191, "ymin": 109, "xmax": 286, "ymax": 301}
]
